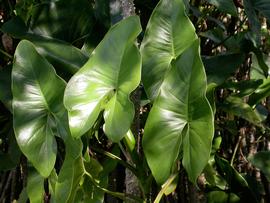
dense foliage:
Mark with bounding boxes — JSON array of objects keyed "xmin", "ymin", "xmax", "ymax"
[{"xmin": 0, "ymin": 0, "xmax": 270, "ymax": 202}]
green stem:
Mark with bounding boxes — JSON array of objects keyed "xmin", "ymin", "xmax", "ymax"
[
  {"xmin": 0, "ymin": 49, "xmax": 13, "ymax": 59},
  {"xmin": 84, "ymin": 171, "xmax": 143, "ymax": 202},
  {"xmin": 230, "ymin": 135, "xmax": 242, "ymax": 166},
  {"xmin": 91, "ymin": 146, "xmax": 138, "ymax": 177},
  {"xmin": 154, "ymin": 174, "xmax": 178, "ymax": 203}
]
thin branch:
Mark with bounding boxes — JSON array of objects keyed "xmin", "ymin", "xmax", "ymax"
[
  {"xmin": 90, "ymin": 146, "xmax": 139, "ymax": 177},
  {"xmin": 0, "ymin": 49, "xmax": 13, "ymax": 59}
]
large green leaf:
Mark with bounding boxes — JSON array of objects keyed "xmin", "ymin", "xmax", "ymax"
[
  {"xmin": 140, "ymin": 0, "xmax": 197, "ymax": 101},
  {"xmin": 206, "ymin": 0, "xmax": 237, "ymax": 16},
  {"xmin": 249, "ymin": 151, "xmax": 270, "ymax": 182},
  {"xmin": 12, "ymin": 40, "xmax": 69, "ymax": 177},
  {"xmin": 143, "ymin": 40, "xmax": 214, "ymax": 184},
  {"xmin": 64, "ymin": 16, "xmax": 141, "ymax": 142}
]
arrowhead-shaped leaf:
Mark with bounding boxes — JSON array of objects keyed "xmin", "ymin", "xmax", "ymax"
[
  {"xmin": 12, "ymin": 40, "xmax": 69, "ymax": 177},
  {"xmin": 140, "ymin": 0, "xmax": 197, "ymax": 100},
  {"xmin": 143, "ymin": 40, "xmax": 214, "ymax": 184},
  {"xmin": 64, "ymin": 16, "xmax": 141, "ymax": 142}
]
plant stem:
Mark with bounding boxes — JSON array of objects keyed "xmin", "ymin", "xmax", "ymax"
[
  {"xmin": 0, "ymin": 49, "xmax": 13, "ymax": 59},
  {"xmin": 84, "ymin": 171, "xmax": 144, "ymax": 202},
  {"xmin": 91, "ymin": 146, "xmax": 138, "ymax": 177},
  {"xmin": 230, "ymin": 135, "xmax": 242, "ymax": 166},
  {"xmin": 154, "ymin": 174, "xmax": 178, "ymax": 203}
]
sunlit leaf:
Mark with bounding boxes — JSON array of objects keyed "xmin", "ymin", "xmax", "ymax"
[
  {"xmin": 12, "ymin": 40, "xmax": 69, "ymax": 177},
  {"xmin": 143, "ymin": 40, "xmax": 214, "ymax": 184},
  {"xmin": 140, "ymin": 0, "xmax": 197, "ymax": 101},
  {"xmin": 64, "ymin": 16, "xmax": 141, "ymax": 142}
]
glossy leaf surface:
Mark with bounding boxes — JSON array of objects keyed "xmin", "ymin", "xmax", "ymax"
[
  {"xmin": 12, "ymin": 40, "xmax": 68, "ymax": 177},
  {"xmin": 64, "ymin": 16, "xmax": 141, "ymax": 142},
  {"xmin": 143, "ymin": 40, "xmax": 214, "ymax": 184},
  {"xmin": 140, "ymin": 0, "xmax": 197, "ymax": 100}
]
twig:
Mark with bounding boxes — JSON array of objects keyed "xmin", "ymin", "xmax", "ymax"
[
  {"xmin": 0, "ymin": 48, "xmax": 13, "ymax": 59},
  {"xmin": 230, "ymin": 135, "xmax": 242, "ymax": 166},
  {"xmin": 91, "ymin": 146, "xmax": 138, "ymax": 177}
]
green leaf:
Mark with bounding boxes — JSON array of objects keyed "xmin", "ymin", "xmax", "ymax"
[
  {"xmin": 64, "ymin": 16, "xmax": 142, "ymax": 142},
  {"xmin": 54, "ymin": 134, "xmax": 83, "ymax": 203},
  {"xmin": 219, "ymin": 96, "xmax": 264, "ymax": 124},
  {"xmin": 249, "ymin": 151, "xmax": 270, "ymax": 182},
  {"xmin": 26, "ymin": 169, "xmax": 44, "ymax": 203},
  {"xmin": 12, "ymin": 40, "xmax": 69, "ymax": 177},
  {"xmin": 203, "ymin": 53, "xmax": 245, "ymax": 85},
  {"xmin": 29, "ymin": 0, "xmax": 95, "ymax": 43},
  {"xmin": 207, "ymin": 191, "xmax": 240, "ymax": 203},
  {"xmin": 140, "ymin": 0, "xmax": 197, "ymax": 101},
  {"xmin": 221, "ymin": 80, "xmax": 263, "ymax": 98},
  {"xmin": 248, "ymin": 78, "xmax": 270, "ymax": 106},
  {"xmin": 143, "ymin": 40, "xmax": 214, "ymax": 184},
  {"xmin": 243, "ymin": 0, "xmax": 261, "ymax": 47},
  {"xmin": 251, "ymin": 0, "xmax": 270, "ymax": 21},
  {"xmin": 206, "ymin": 0, "xmax": 238, "ymax": 16},
  {"xmin": 215, "ymin": 156, "xmax": 259, "ymax": 202},
  {"xmin": 1, "ymin": 17, "xmax": 88, "ymax": 75},
  {"xmin": 82, "ymin": 157, "xmax": 107, "ymax": 203},
  {"xmin": 250, "ymin": 53, "xmax": 270, "ymax": 80}
]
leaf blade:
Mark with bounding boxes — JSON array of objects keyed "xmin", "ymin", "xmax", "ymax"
[
  {"xmin": 12, "ymin": 40, "xmax": 68, "ymax": 177},
  {"xmin": 64, "ymin": 16, "xmax": 141, "ymax": 142},
  {"xmin": 143, "ymin": 40, "xmax": 214, "ymax": 184},
  {"xmin": 140, "ymin": 0, "xmax": 197, "ymax": 100}
]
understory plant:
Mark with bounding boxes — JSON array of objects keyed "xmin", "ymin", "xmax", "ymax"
[{"xmin": 1, "ymin": 0, "xmax": 270, "ymax": 202}]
